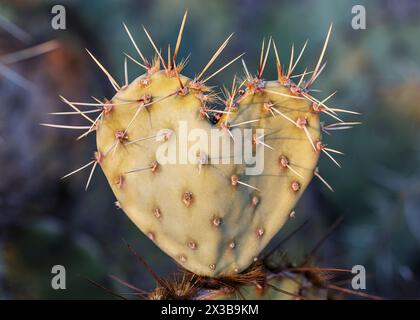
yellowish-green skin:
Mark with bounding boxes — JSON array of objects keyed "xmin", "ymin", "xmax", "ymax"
[{"xmin": 96, "ymin": 70, "xmax": 320, "ymax": 277}]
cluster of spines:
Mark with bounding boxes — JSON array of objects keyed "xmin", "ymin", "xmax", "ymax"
[
  {"xmin": 41, "ymin": 11, "xmax": 245, "ymax": 189},
  {"xmin": 42, "ymin": 13, "xmax": 360, "ymax": 192},
  {"xmin": 219, "ymin": 24, "xmax": 361, "ymax": 193},
  {"xmin": 108, "ymin": 241, "xmax": 383, "ymax": 300}
]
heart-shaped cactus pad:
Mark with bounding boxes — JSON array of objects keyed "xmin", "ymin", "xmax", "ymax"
[{"xmin": 47, "ymin": 15, "xmax": 357, "ymax": 277}]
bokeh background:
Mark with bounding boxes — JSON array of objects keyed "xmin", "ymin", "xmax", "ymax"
[{"xmin": 0, "ymin": 0, "xmax": 419, "ymax": 299}]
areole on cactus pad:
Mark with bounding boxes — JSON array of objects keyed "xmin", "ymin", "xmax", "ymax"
[{"xmin": 43, "ymin": 11, "xmax": 360, "ymax": 277}]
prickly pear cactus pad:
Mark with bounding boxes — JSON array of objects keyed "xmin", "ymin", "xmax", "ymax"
[{"xmin": 43, "ymin": 13, "xmax": 359, "ymax": 277}]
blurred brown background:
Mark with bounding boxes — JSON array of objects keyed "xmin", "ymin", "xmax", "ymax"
[{"xmin": 0, "ymin": 0, "xmax": 419, "ymax": 299}]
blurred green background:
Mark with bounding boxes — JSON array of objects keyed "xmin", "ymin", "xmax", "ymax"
[{"xmin": 0, "ymin": 0, "xmax": 419, "ymax": 299}]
